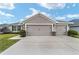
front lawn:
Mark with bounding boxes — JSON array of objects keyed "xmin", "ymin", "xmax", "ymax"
[
  {"xmin": 0, "ymin": 34, "xmax": 18, "ymax": 39},
  {"xmin": 0, "ymin": 34, "xmax": 19, "ymax": 53},
  {"xmin": 72, "ymin": 35, "xmax": 79, "ymax": 38}
]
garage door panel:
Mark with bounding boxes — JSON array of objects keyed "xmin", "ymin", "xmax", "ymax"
[
  {"xmin": 56, "ymin": 25, "xmax": 66, "ymax": 35},
  {"xmin": 27, "ymin": 25, "xmax": 52, "ymax": 36}
]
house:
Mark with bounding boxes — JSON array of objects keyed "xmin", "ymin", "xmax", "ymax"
[
  {"xmin": 9, "ymin": 23, "xmax": 22, "ymax": 32},
  {"xmin": 0, "ymin": 24, "xmax": 11, "ymax": 33},
  {"xmin": 0, "ymin": 23, "xmax": 22, "ymax": 33},
  {"xmin": 0, "ymin": 13, "xmax": 73, "ymax": 36}
]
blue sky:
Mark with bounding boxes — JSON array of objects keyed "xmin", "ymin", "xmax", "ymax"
[{"xmin": 0, "ymin": 3, "xmax": 79, "ymax": 24}]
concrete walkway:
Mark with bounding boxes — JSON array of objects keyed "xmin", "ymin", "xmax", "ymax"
[
  {"xmin": 9, "ymin": 35, "xmax": 22, "ymax": 40},
  {"xmin": 1, "ymin": 36, "xmax": 79, "ymax": 55}
]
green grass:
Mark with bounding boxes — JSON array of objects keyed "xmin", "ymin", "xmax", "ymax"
[
  {"xmin": 70, "ymin": 32, "xmax": 79, "ymax": 38},
  {"xmin": 73, "ymin": 32, "xmax": 79, "ymax": 38},
  {"xmin": 0, "ymin": 34, "xmax": 18, "ymax": 39},
  {"xmin": 72, "ymin": 35, "xmax": 79, "ymax": 38},
  {"xmin": 0, "ymin": 34, "xmax": 19, "ymax": 53}
]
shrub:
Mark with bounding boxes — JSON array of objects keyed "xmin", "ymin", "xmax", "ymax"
[
  {"xmin": 67, "ymin": 30, "xmax": 78, "ymax": 36},
  {"xmin": 19, "ymin": 30, "xmax": 26, "ymax": 37}
]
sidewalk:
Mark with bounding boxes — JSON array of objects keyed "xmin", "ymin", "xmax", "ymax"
[{"xmin": 9, "ymin": 35, "xmax": 22, "ymax": 40}]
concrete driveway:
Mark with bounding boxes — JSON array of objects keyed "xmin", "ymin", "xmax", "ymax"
[{"xmin": 1, "ymin": 36, "xmax": 79, "ymax": 55}]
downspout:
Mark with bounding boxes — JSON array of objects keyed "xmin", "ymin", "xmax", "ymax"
[
  {"xmin": 52, "ymin": 24, "xmax": 53, "ymax": 32},
  {"xmin": 66, "ymin": 24, "xmax": 69, "ymax": 35},
  {"xmin": 25, "ymin": 24, "xmax": 27, "ymax": 35}
]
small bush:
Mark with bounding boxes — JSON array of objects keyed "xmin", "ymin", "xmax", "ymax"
[
  {"xmin": 67, "ymin": 30, "xmax": 78, "ymax": 36},
  {"xmin": 19, "ymin": 30, "xmax": 26, "ymax": 37}
]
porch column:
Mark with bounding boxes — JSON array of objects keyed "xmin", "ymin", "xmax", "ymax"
[
  {"xmin": 67, "ymin": 25, "xmax": 69, "ymax": 31},
  {"xmin": 21, "ymin": 25, "xmax": 22, "ymax": 30},
  {"xmin": 25, "ymin": 24, "xmax": 27, "ymax": 30},
  {"xmin": 25, "ymin": 24, "xmax": 28, "ymax": 35},
  {"xmin": 11, "ymin": 26, "xmax": 13, "ymax": 31},
  {"xmin": 52, "ymin": 24, "xmax": 53, "ymax": 32},
  {"xmin": 16, "ymin": 26, "xmax": 18, "ymax": 32}
]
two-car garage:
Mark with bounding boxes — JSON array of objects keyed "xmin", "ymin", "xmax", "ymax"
[{"xmin": 27, "ymin": 25, "xmax": 52, "ymax": 36}]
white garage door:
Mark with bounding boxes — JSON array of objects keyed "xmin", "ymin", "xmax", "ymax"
[
  {"xmin": 56, "ymin": 25, "xmax": 66, "ymax": 35},
  {"xmin": 27, "ymin": 25, "xmax": 52, "ymax": 36}
]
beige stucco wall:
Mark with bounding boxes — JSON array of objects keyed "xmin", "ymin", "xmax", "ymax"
[{"xmin": 25, "ymin": 14, "xmax": 54, "ymax": 24}]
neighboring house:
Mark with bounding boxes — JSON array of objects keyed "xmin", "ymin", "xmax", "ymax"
[
  {"xmin": 0, "ymin": 23, "xmax": 22, "ymax": 33},
  {"xmin": 0, "ymin": 13, "xmax": 73, "ymax": 36},
  {"xmin": 9, "ymin": 23, "xmax": 22, "ymax": 32},
  {"xmin": 0, "ymin": 24, "xmax": 11, "ymax": 33}
]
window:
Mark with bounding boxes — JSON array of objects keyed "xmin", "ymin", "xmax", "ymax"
[
  {"xmin": 12, "ymin": 26, "xmax": 16, "ymax": 31},
  {"xmin": 17, "ymin": 26, "xmax": 21, "ymax": 31}
]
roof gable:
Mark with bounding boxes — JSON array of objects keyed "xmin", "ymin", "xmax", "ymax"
[{"xmin": 23, "ymin": 13, "xmax": 56, "ymax": 24}]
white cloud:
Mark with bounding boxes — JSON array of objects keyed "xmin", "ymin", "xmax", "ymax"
[
  {"xmin": 55, "ymin": 16, "xmax": 66, "ymax": 20},
  {"xmin": 0, "ymin": 11, "xmax": 14, "ymax": 17},
  {"xmin": 6, "ymin": 13, "xmax": 14, "ymax": 17},
  {"xmin": 30, "ymin": 8, "xmax": 39, "ymax": 14},
  {"xmin": 55, "ymin": 14, "xmax": 79, "ymax": 20},
  {"xmin": 67, "ymin": 14, "xmax": 79, "ymax": 18},
  {"xmin": 40, "ymin": 3, "xmax": 66, "ymax": 9},
  {"xmin": 20, "ymin": 19, "xmax": 24, "ymax": 21},
  {"xmin": 25, "ymin": 8, "xmax": 50, "ymax": 19},
  {"xmin": 25, "ymin": 8, "xmax": 39, "ymax": 18},
  {"xmin": 72, "ymin": 4, "xmax": 76, "ymax": 7},
  {"xmin": 40, "ymin": 12, "xmax": 50, "ymax": 17},
  {"xmin": 67, "ymin": 6, "xmax": 70, "ymax": 8},
  {"xmin": 0, "ymin": 3, "xmax": 15, "ymax": 10}
]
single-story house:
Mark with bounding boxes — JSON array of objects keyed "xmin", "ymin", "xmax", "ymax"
[
  {"xmin": 0, "ymin": 24, "xmax": 11, "ymax": 33},
  {"xmin": 0, "ymin": 13, "xmax": 73, "ymax": 36},
  {"xmin": 0, "ymin": 23, "xmax": 22, "ymax": 33}
]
